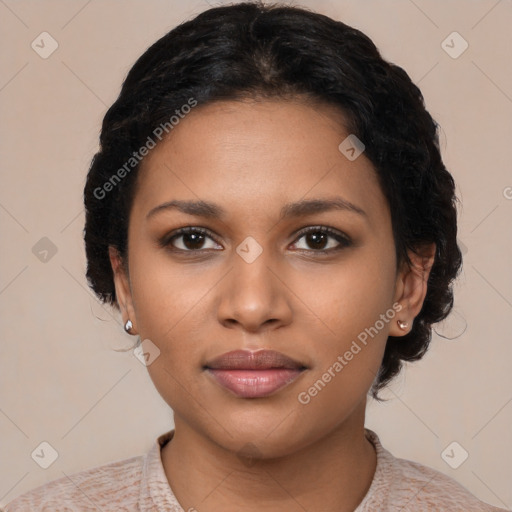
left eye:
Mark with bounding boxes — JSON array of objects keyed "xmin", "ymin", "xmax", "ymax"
[
  {"xmin": 162, "ymin": 226, "xmax": 351, "ymax": 253},
  {"xmin": 291, "ymin": 226, "xmax": 352, "ymax": 253}
]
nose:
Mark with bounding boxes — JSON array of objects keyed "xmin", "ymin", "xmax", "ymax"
[{"xmin": 216, "ymin": 247, "xmax": 293, "ymax": 333}]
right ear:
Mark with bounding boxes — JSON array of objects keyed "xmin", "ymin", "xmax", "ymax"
[{"xmin": 108, "ymin": 246, "xmax": 138, "ymax": 335}]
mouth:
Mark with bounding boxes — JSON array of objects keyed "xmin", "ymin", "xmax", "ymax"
[{"xmin": 204, "ymin": 349, "xmax": 307, "ymax": 398}]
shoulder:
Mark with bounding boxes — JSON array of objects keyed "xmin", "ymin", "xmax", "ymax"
[
  {"xmin": 363, "ymin": 429, "xmax": 508, "ymax": 512},
  {"xmin": 2, "ymin": 453, "xmax": 144, "ymax": 512},
  {"xmin": 391, "ymin": 456, "xmax": 506, "ymax": 511}
]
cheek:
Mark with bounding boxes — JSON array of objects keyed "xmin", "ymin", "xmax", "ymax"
[
  {"xmin": 305, "ymin": 247, "xmax": 397, "ymax": 342},
  {"xmin": 130, "ymin": 263, "xmax": 208, "ymax": 410},
  {"xmin": 126, "ymin": 257, "xmax": 211, "ymax": 403},
  {"xmin": 129, "ymin": 247, "xmax": 213, "ymax": 339},
  {"xmin": 293, "ymin": 247, "xmax": 396, "ymax": 394}
]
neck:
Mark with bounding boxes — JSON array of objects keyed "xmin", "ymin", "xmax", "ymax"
[{"xmin": 161, "ymin": 402, "xmax": 377, "ymax": 512}]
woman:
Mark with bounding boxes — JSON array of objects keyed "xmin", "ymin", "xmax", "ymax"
[{"xmin": 4, "ymin": 2, "xmax": 507, "ymax": 511}]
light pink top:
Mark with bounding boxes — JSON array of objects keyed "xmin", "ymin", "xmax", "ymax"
[{"xmin": 3, "ymin": 428, "xmax": 508, "ymax": 511}]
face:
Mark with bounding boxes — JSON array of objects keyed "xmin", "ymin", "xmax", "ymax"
[{"xmin": 110, "ymin": 98, "xmax": 432, "ymax": 458}]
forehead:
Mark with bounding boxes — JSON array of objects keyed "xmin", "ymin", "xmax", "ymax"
[{"xmin": 131, "ymin": 98, "xmax": 387, "ymax": 224}]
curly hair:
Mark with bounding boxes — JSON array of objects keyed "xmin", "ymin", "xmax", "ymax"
[{"xmin": 83, "ymin": 1, "xmax": 462, "ymax": 400}]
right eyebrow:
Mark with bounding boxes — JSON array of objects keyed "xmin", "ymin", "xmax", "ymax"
[{"xmin": 146, "ymin": 200, "xmax": 225, "ymax": 220}]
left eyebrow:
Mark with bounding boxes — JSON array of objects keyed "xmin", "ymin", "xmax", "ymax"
[
  {"xmin": 279, "ymin": 197, "xmax": 367, "ymax": 220},
  {"xmin": 146, "ymin": 197, "xmax": 367, "ymax": 221}
]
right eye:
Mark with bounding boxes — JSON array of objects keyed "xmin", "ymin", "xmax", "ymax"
[{"xmin": 160, "ymin": 227, "xmax": 223, "ymax": 252}]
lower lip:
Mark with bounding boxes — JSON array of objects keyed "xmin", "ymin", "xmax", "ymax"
[{"xmin": 206, "ymin": 368, "xmax": 304, "ymax": 398}]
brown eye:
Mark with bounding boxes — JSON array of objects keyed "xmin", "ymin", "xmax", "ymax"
[
  {"xmin": 292, "ymin": 226, "xmax": 352, "ymax": 253},
  {"xmin": 162, "ymin": 227, "xmax": 222, "ymax": 252}
]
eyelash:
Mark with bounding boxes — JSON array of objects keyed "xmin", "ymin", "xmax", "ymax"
[{"xmin": 159, "ymin": 225, "xmax": 352, "ymax": 255}]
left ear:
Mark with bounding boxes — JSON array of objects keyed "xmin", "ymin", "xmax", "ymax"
[{"xmin": 389, "ymin": 242, "xmax": 436, "ymax": 337}]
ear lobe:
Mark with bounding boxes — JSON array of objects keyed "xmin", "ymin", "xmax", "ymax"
[
  {"xmin": 108, "ymin": 246, "xmax": 138, "ymax": 335},
  {"xmin": 390, "ymin": 243, "xmax": 436, "ymax": 337}
]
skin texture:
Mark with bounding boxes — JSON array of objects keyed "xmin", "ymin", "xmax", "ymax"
[{"xmin": 109, "ymin": 98, "xmax": 435, "ymax": 512}]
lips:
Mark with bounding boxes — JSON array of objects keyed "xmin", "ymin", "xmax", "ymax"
[
  {"xmin": 204, "ymin": 349, "xmax": 307, "ymax": 398},
  {"xmin": 205, "ymin": 349, "xmax": 305, "ymax": 370}
]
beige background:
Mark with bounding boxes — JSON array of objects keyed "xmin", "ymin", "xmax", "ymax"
[{"xmin": 1, "ymin": 0, "xmax": 511, "ymax": 508}]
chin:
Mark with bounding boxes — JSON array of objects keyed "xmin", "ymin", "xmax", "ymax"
[{"xmin": 199, "ymin": 410, "xmax": 317, "ymax": 459}]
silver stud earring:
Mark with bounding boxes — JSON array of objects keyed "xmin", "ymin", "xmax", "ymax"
[
  {"xmin": 124, "ymin": 319, "xmax": 133, "ymax": 333},
  {"xmin": 397, "ymin": 319, "xmax": 408, "ymax": 331}
]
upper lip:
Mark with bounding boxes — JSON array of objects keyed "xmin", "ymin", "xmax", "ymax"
[{"xmin": 205, "ymin": 349, "xmax": 306, "ymax": 370}]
